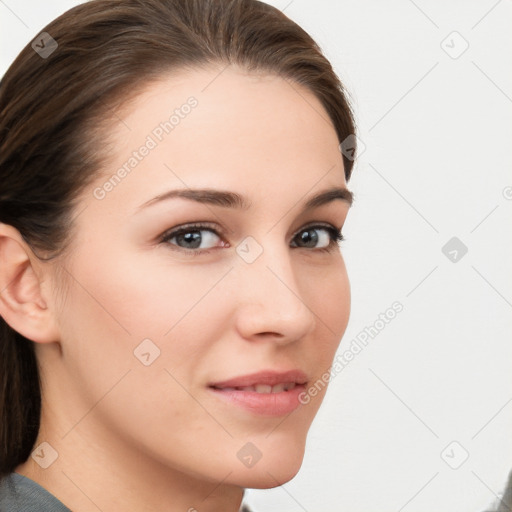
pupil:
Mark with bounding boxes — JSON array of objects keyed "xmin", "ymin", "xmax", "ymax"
[
  {"xmin": 301, "ymin": 229, "xmax": 317, "ymax": 247},
  {"xmin": 179, "ymin": 231, "xmax": 201, "ymax": 249}
]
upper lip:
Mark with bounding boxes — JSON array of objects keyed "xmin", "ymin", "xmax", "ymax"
[{"xmin": 209, "ymin": 369, "xmax": 308, "ymax": 389}]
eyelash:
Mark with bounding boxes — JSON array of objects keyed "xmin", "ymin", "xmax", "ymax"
[{"xmin": 159, "ymin": 222, "xmax": 345, "ymax": 256}]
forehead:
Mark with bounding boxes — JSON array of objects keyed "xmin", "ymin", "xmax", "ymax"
[{"xmin": 83, "ymin": 64, "xmax": 346, "ymax": 217}]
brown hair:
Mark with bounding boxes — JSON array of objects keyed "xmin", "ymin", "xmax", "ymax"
[{"xmin": 0, "ymin": 0, "xmax": 357, "ymax": 477}]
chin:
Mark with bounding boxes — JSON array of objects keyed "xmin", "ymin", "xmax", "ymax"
[
  {"xmin": 243, "ymin": 464, "xmax": 303, "ymax": 489},
  {"xmin": 229, "ymin": 440, "xmax": 306, "ymax": 489}
]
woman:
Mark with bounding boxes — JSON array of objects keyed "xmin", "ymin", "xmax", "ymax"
[{"xmin": 0, "ymin": 0, "xmax": 358, "ymax": 510}]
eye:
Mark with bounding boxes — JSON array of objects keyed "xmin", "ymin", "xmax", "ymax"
[
  {"xmin": 159, "ymin": 222, "xmax": 344, "ymax": 256},
  {"xmin": 291, "ymin": 224, "xmax": 344, "ymax": 251},
  {"xmin": 160, "ymin": 223, "xmax": 226, "ymax": 254}
]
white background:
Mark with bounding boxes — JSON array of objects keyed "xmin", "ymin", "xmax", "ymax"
[{"xmin": 1, "ymin": 1, "xmax": 511, "ymax": 511}]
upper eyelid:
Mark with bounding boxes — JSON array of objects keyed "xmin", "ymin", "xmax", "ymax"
[
  {"xmin": 160, "ymin": 222, "xmax": 224, "ymax": 241},
  {"xmin": 161, "ymin": 221, "xmax": 340, "ymax": 240}
]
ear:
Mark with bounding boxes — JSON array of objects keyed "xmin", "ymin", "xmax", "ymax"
[{"xmin": 0, "ymin": 222, "xmax": 61, "ymax": 343}]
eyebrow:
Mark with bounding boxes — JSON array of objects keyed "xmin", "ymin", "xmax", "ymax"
[{"xmin": 135, "ymin": 185, "xmax": 353, "ymax": 213}]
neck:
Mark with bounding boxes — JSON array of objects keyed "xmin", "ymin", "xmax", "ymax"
[{"xmin": 16, "ymin": 405, "xmax": 245, "ymax": 512}]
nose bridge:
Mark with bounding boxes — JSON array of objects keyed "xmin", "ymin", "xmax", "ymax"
[{"xmin": 232, "ymin": 235, "xmax": 315, "ymax": 341}]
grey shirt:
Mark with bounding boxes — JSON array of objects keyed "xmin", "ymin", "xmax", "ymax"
[
  {"xmin": 0, "ymin": 472, "xmax": 255, "ymax": 511},
  {"xmin": 0, "ymin": 473, "xmax": 71, "ymax": 511}
]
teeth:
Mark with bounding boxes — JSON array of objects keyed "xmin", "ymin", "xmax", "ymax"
[
  {"xmin": 214, "ymin": 382, "xmax": 298, "ymax": 393},
  {"xmin": 218, "ymin": 382, "xmax": 298, "ymax": 393},
  {"xmin": 255, "ymin": 384, "xmax": 272, "ymax": 393}
]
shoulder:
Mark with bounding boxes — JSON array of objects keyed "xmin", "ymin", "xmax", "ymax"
[
  {"xmin": 1, "ymin": 471, "xmax": 258, "ymax": 512},
  {"xmin": 0, "ymin": 472, "xmax": 71, "ymax": 512},
  {"xmin": 484, "ymin": 469, "xmax": 512, "ymax": 512}
]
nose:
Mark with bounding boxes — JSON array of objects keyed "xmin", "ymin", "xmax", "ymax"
[{"xmin": 232, "ymin": 240, "xmax": 316, "ymax": 345}]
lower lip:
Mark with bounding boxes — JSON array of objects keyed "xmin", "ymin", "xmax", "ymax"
[{"xmin": 208, "ymin": 385, "xmax": 306, "ymax": 416}]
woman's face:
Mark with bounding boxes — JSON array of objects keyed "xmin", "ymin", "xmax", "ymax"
[{"xmin": 43, "ymin": 65, "xmax": 352, "ymax": 488}]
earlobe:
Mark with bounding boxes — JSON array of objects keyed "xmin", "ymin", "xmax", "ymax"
[{"xmin": 0, "ymin": 223, "xmax": 60, "ymax": 344}]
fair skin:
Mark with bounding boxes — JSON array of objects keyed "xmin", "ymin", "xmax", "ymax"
[{"xmin": 0, "ymin": 64, "xmax": 352, "ymax": 512}]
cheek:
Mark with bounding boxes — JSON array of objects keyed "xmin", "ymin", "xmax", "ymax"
[
  {"xmin": 306, "ymin": 255, "xmax": 350, "ymax": 346},
  {"xmin": 58, "ymin": 247, "xmax": 234, "ymax": 376},
  {"xmin": 298, "ymin": 256, "xmax": 350, "ymax": 411},
  {"xmin": 54, "ymin": 250, "xmax": 235, "ymax": 452}
]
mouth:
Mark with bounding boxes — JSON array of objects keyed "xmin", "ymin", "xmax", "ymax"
[
  {"xmin": 208, "ymin": 370, "xmax": 308, "ymax": 416},
  {"xmin": 211, "ymin": 382, "xmax": 299, "ymax": 393}
]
